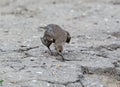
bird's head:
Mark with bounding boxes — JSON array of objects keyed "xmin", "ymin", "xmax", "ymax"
[
  {"xmin": 55, "ymin": 43, "xmax": 63, "ymax": 53},
  {"xmin": 55, "ymin": 42, "xmax": 65, "ymax": 61}
]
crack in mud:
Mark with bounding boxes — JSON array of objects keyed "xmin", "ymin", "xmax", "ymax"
[
  {"xmin": 40, "ymin": 79, "xmax": 85, "ymax": 87},
  {"xmin": 15, "ymin": 46, "xmax": 39, "ymax": 52},
  {"xmin": 9, "ymin": 65, "xmax": 26, "ymax": 71},
  {"xmin": 0, "ymin": 49, "xmax": 6, "ymax": 52}
]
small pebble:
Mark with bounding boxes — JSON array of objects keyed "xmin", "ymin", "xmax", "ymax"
[{"xmin": 30, "ymin": 59, "xmax": 34, "ymax": 61}]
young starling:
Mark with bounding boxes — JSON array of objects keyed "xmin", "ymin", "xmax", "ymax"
[{"xmin": 40, "ymin": 24, "xmax": 71, "ymax": 61}]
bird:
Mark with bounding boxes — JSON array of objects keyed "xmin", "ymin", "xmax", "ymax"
[{"xmin": 40, "ymin": 24, "xmax": 71, "ymax": 61}]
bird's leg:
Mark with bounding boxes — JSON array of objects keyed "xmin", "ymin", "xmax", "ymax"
[
  {"xmin": 57, "ymin": 52, "xmax": 65, "ymax": 62},
  {"xmin": 47, "ymin": 46, "xmax": 53, "ymax": 55}
]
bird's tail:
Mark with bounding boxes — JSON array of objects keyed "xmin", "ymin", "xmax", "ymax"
[
  {"xmin": 39, "ymin": 26, "xmax": 47, "ymax": 29},
  {"xmin": 37, "ymin": 26, "xmax": 47, "ymax": 32}
]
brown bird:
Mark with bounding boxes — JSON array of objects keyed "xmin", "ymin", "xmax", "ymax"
[{"xmin": 40, "ymin": 24, "xmax": 71, "ymax": 61}]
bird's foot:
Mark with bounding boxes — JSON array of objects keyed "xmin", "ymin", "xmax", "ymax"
[
  {"xmin": 45, "ymin": 50, "xmax": 54, "ymax": 56},
  {"xmin": 56, "ymin": 57, "xmax": 65, "ymax": 62},
  {"xmin": 57, "ymin": 52, "xmax": 65, "ymax": 62},
  {"xmin": 60, "ymin": 58, "xmax": 65, "ymax": 62}
]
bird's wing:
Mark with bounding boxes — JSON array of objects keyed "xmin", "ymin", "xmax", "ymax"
[{"xmin": 45, "ymin": 28, "xmax": 55, "ymax": 42}]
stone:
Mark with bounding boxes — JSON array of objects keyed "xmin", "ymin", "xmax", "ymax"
[{"xmin": 81, "ymin": 76, "xmax": 106, "ymax": 87}]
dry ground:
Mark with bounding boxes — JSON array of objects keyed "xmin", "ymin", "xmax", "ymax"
[{"xmin": 0, "ymin": 0, "xmax": 120, "ymax": 87}]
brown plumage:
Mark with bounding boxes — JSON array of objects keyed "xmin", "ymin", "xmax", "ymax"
[{"xmin": 40, "ymin": 24, "xmax": 71, "ymax": 61}]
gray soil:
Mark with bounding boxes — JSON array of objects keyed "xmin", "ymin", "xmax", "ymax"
[{"xmin": 0, "ymin": 0, "xmax": 120, "ymax": 87}]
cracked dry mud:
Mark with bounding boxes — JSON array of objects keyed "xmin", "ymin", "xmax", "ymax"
[{"xmin": 0, "ymin": 0, "xmax": 120, "ymax": 87}]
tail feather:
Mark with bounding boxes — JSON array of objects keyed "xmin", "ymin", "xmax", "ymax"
[{"xmin": 39, "ymin": 26, "xmax": 47, "ymax": 29}]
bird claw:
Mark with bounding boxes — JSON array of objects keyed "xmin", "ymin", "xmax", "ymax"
[
  {"xmin": 56, "ymin": 57, "xmax": 65, "ymax": 62},
  {"xmin": 44, "ymin": 50, "xmax": 53, "ymax": 55},
  {"xmin": 60, "ymin": 58, "xmax": 65, "ymax": 62}
]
